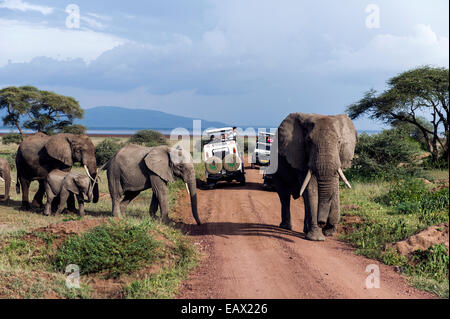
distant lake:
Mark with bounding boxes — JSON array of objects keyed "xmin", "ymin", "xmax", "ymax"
[{"xmin": 0, "ymin": 127, "xmax": 381, "ymax": 136}]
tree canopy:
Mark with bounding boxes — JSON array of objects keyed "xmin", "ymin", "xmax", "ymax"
[
  {"xmin": 347, "ymin": 66, "xmax": 449, "ymax": 164},
  {"xmin": 0, "ymin": 86, "xmax": 84, "ymax": 135}
]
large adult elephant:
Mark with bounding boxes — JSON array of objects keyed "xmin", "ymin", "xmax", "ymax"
[
  {"xmin": 271, "ymin": 113, "xmax": 357, "ymax": 241},
  {"xmin": 16, "ymin": 132, "xmax": 99, "ymax": 210},
  {"xmin": 104, "ymin": 144, "xmax": 201, "ymax": 225}
]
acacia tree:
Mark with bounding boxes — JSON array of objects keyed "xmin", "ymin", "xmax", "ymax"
[
  {"xmin": 0, "ymin": 86, "xmax": 39, "ymax": 135},
  {"xmin": 0, "ymin": 86, "xmax": 84, "ymax": 135},
  {"xmin": 347, "ymin": 66, "xmax": 449, "ymax": 164}
]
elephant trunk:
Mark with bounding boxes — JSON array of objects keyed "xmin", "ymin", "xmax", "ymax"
[
  {"xmin": 186, "ymin": 175, "xmax": 201, "ymax": 225},
  {"xmin": 314, "ymin": 145, "xmax": 339, "ymax": 228}
]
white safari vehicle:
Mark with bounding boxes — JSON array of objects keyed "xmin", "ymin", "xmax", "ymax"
[
  {"xmin": 203, "ymin": 127, "xmax": 246, "ymax": 188},
  {"xmin": 251, "ymin": 132, "xmax": 275, "ymax": 169}
]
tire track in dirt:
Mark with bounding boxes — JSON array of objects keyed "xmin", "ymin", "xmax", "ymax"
[{"xmin": 174, "ymin": 166, "xmax": 435, "ymax": 299}]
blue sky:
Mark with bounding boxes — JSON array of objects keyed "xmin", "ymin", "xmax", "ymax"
[{"xmin": 0, "ymin": 0, "xmax": 448, "ymax": 129}]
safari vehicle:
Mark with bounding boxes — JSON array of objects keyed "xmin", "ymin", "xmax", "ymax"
[
  {"xmin": 203, "ymin": 127, "xmax": 246, "ymax": 188},
  {"xmin": 251, "ymin": 132, "xmax": 275, "ymax": 169}
]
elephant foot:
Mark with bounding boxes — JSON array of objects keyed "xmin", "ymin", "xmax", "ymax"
[
  {"xmin": 21, "ymin": 202, "xmax": 31, "ymax": 211},
  {"xmin": 279, "ymin": 222, "xmax": 292, "ymax": 231},
  {"xmin": 322, "ymin": 224, "xmax": 337, "ymax": 237},
  {"xmin": 306, "ymin": 227, "xmax": 325, "ymax": 241}
]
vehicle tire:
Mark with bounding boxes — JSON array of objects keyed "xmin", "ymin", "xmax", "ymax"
[
  {"xmin": 206, "ymin": 178, "xmax": 216, "ymax": 189},
  {"xmin": 239, "ymin": 175, "xmax": 246, "ymax": 186},
  {"xmin": 205, "ymin": 156, "xmax": 223, "ymax": 174},
  {"xmin": 251, "ymin": 163, "xmax": 255, "ymax": 169},
  {"xmin": 223, "ymin": 154, "xmax": 241, "ymax": 172}
]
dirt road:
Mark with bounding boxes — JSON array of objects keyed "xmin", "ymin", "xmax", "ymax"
[{"xmin": 173, "ymin": 166, "xmax": 434, "ymax": 299}]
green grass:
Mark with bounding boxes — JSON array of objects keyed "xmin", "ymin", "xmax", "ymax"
[
  {"xmin": 53, "ymin": 220, "xmax": 161, "ymax": 279},
  {"xmin": 340, "ymin": 173, "xmax": 449, "ymax": 298}
]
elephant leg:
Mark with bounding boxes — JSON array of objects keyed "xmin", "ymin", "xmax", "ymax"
[
  {"xmin": 107, "ymin": 171, "xmax": 123, "ymax": 218},
  {"xmin": 150, "ymin": 175, "xmax": 170, "ymax": 223},
  {"xmin": 274, "ymin": 176, "xmax": 292, "ymax": 230},
  {"xmin": 56, "ymin": 189, "xmax": 70, "ymax": 215},
  {"xmin": 277, "ymin": 191, "xmax": 292, "ymax": 230},
  {"xmin": 67, "ymin": 193, "xmax": 76, "ymax": 213},
  {"xmin": 44, "ymin": 184, "xmax": 54, "ymax": 216},
  {"xmin": 323, "ymin": 191, "xmax": 340, "ymax": 237},
  {"xmin": 120, "ymin": 191, "xmax": 140, "ymax": 214},
  {"xmin": 1, "ymin": 171, "xmax": 11, "ymax": 201},
  {"xmin": 149, "ymin": 193, "xmax": 159, "ymax": 217},
  {"xmin": 31, "ymin": 180, "xmax": 45, "ymax": 208},
  {"xmin": 304, "ymin": 177, "xmax": 324, "ymax": 241},
  {"xmin": 76, "ymin": 195, "xmax": 85, "ymax": 217},
  {"xmin": 20, "ymin": 177, "xmax": 31, "ymax": 210}
]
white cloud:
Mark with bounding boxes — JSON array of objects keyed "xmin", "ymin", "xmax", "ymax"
[
  {"xmin": 0, "ymin": 18, "xmax": 127, "ymax": 66},
  {"xmin": 0, "ymin": 0, "xmax": 53, "ymax": 15}
]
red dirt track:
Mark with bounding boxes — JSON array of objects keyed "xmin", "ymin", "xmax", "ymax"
[{"xmin": 173, "ymin": 165, "xmax": 435, "ymax": 299}]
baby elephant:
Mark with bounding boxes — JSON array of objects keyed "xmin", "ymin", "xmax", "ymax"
[{"xmin": 44, "ymin": 169, "xmax": 96, "ymax": 216}]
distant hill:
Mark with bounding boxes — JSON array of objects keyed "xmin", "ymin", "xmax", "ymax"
[{"xmin": 75, "ymin": 106, "xmax": 229, "ymax": 130}]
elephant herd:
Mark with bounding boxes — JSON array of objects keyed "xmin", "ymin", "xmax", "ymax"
[{"xmin": 0, "ymin": 112, "xmax": 357, "ymax": 242}]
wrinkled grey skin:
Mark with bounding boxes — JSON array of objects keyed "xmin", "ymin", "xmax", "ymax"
[
  {"xmin": 0, "ymin": 158, "xmax": 11, "ymax": 202},
  {"xmin": 16, "ymin": 133, "xmax": 99, "ymax": 210},
  {"xmin": 271, "ymin": 113, "xmax": 357, "ymax": 241},
  {"xmin": 104, "ymin": 144, "xmax": 201, "ymax": 225},
  {"xmin": 44, "ymin": 169, "xmax": 94, "ymax": 216}
]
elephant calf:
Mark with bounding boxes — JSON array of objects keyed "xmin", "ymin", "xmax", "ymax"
[
  {"xmin": 44, "ymin": 169, "xmax": 96, "ymax": 216},
  {"xmin": 0, "ymin": 158, "xmax": 11, "ymax": 202}
]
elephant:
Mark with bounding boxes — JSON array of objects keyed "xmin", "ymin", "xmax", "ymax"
[
  {"xmin": 44, "ymin": 169, "xmax": 98, "ymax": 216},
  {"xmin": 15, "ymin": 132, "xmax": 99, "ymax": 210},
  {"xmin": 104, "ymin": 144, "xmax": 201, "ymax": 225},
  {"xmin": 270, "ymin": 113, "xmax": 357, "ymax": 241},
  {"xmin": 0, "ymin": 158, "xmax": 11, "ymax": 202}
]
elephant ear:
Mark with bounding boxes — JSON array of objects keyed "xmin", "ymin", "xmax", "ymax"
[
  {"xmin": 64, "ymin": 174, "xmax": 82, "ymax": 195},
  {"xmin": 144, "ymin": 146, "xmax": 175, "ymax": 183},
  {"xmin": 277, "ymin": 113, "xmax": 310, "ymax": 171},
  {"xmin": 336, "ymin": 114, "xmax": 357, "ymax": 169},
  {"xmin": 45, "ymin": 134, "xmax": 73, "ymax": 166}
]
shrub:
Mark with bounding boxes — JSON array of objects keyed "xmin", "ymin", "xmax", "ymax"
[
  {"xmin": 95, "ymin": 138, "xmax": 123, "ymax": 166},
  {"xmin": 129, "ymin": 130, "xmax": 168, "ymax": 147},
  {"xmin": 410, "ymin": 244, "xmax": 449, "ymax": 282},
  {"xmin": 0, "ymin": 152, "xmax": 16, "ymax": 169},
  {"xmin": 53, "ymin": 221, "xmax": 160, "ymax": 278},
  {"xmin": 1, "ymin": 133, "xmax": 23, "ymax": 145},
  {"xmin": 347, "ymin": 128, "xmax": 423, "ymax": 181},
  {"xmin": 378, "ymin": 179, "xmax": 449, "ymax": 223}
]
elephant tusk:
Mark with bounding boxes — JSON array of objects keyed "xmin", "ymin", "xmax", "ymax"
[
  {"xmin": 185, "ymin": 183, "xmax": 190, "ymax": 196},
  {"xmin": 84, "ymin": 165, "xmax": 96, "ymax": 183},
  {"xmin": 338, "ymin": 168, "xmax": 352, "ymax": 189},
  {"xmin": 299, "ymin": 169, "xmax": 312, "ymax": 196},
  {"xmin": 0, "ymin": 177, "xmax": 4, "ymax": 183}
]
